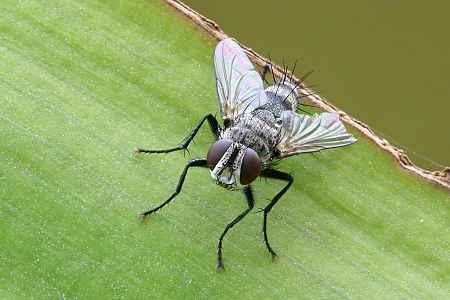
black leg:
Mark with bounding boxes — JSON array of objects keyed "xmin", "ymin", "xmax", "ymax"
[
  {"xmin": 138, "ymin": 159, "xmax": 208, "ymax": 218},
  {"xmin": 260, "ymin": 169, "xmax": 294, "ymax": 260},
  {"xmin": 134, "ymin": 114, "xmax": 220, "ymax": 155},
  {"xmin": 217, "ymin": 186, "xmax": 255, "ymax": 271}
]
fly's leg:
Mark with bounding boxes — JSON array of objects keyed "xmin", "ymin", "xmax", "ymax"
[
  {"xmin": 138, "ymin": 159, "xmax": 207, "ymax": 218},
  {"xmin": 260, "ymin": 169, "xmax": 294, "ymax": 260},
  {"xmin": 217, "ymin": 186, "xmax": 254, "ymax": 271},
  {"xmin": 134, "ymin": 114, "xmax": 220, "ymax": 155}
]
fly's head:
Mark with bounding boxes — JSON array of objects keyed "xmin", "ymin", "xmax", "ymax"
[{"xmin": 207, "ymin": 139, "xmax": 262, "ymax": 188}]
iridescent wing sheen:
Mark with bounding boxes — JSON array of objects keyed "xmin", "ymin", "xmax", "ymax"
[
  {"xmin": 276, "ymin": 111, "xmax": 357, "ymax": 157},
  {"xmin": 214, "ymin": 38, "xmax": 267, "ymax": 122}
]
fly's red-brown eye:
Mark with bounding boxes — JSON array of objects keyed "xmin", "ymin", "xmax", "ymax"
[
  {"xmin": 240, "ymin": 148, "xmax": 262, "ymax": 185},
  {"xmin": 207, "ymin": 139, "xmax": 233, "ymax": 171}
]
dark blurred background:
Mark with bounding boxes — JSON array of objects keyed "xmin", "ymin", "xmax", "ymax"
[{"xmin": 184, "ymin": 0, "xmax": 449, "ymax": 171}]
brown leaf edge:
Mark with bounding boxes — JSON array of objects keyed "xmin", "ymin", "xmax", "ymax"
[{"xmin": 164, "ymin": 0, "xmax": 449, "ymax": 190}]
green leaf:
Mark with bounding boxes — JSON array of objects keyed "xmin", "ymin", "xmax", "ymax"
[{"xmin": 0, "ymin": 0, "xmax": 448, "ymax": 298}]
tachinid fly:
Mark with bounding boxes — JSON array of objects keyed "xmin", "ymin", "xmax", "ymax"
[{"xmin": 134, "ymin": 38, "xmax": 357, "ymax": 270}]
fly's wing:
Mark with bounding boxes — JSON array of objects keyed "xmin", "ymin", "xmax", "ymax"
[
  {"xmin": 214, "ymin": 39, "xmax": 267, "ymax": 122},
  {"xmin": 277, "ymin": 111, "xmax": 357, "ymax": 157}
]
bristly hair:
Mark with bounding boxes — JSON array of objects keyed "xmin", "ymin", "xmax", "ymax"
[
  {"xmin": 281, "ymin": 61, "xmax": 289, "ymax": 85},
  {"xmin": 264, "ymin": 155, "xmax": 283, "ymax": 169},
  {"xmin": 263, "ymin": 58, "xmax": 319, "ymax": 115},
  {"xmin": 295, "ymin": 91, "xmax": 321, "ymax": 115},
  {"xmin": 275, "ymin": 62, "xmax": 289, "ymax": 97},
  {"xmin": 268, "ymin": 54, "xmax": 276, "ymax": 84},
  {"xmin": 290, "ymin": 59, "xmax": 298, "ymax": 82},
  {"xmin": 259, "ymin": 65, "xmax": 270, "ymax": 85},
  {"xmin": 215, "ymin": 180, "xmax": 239, "ymax": 191}
]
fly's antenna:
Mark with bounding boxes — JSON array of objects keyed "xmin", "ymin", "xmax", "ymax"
[{"xmin": 227, "ymin": 164, "xmax": 234, "ymax": 181}]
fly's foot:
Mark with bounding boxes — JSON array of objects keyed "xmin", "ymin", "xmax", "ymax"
[
  {"xmin": 133, "ymin": 147, "xmax": 141, "ymax": 156},
  {"xmin": 270, "ymin": 250, "xmax": 279, "ymax": 261},
  {"xmin": 265, "ymin": 241, "xmax": 279, "ymax": 261},
  {"xmin": 137, "ymin": 212, "xmax": 149, "ymax": 220},
  {"xmin": 216, "ymin": 260, "xmax": 225, "ymax": 272},
  {"xmin": 182, "ymin": 147, "xmax": 190, "ymax": 158}
]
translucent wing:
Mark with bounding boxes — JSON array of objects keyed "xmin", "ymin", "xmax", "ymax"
[
  {"xmin": 277, "ymin": 111, "xmax": 357, "ymax": 157},
  {"xmin": 214, "ymin": 38, "xmax": 267, "ymax": 122}
]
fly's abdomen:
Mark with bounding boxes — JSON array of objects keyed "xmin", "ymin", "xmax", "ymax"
[{"xmin": 264, "ymin": 81, "xmax": 300, "ymax": 112}]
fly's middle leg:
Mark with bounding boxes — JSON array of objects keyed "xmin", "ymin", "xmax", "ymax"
[{"xmin": 133, "ymin": 114, "xmax": 220, "ymax": 156}]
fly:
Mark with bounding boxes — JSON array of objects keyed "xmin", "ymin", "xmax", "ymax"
[{"xmin": 134, "ymin": 38, "xmax": 357, "ymax": 270}]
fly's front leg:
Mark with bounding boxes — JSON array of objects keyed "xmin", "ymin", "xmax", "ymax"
[
  {"xmin": 217, "ymin": 186, "xmax": 254, "ymax": 271},
  {"xmin": 134, "ymin": 114, "xmax": 220, "ymax": 155},
  {"xmin": 260, "ymin": 169, "xmax": 293, "ymax": 260},
  {"xmin": 138, "ymin": 158, "xmax": 207, "ymax": 219}
]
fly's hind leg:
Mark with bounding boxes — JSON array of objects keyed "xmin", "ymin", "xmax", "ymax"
[
  {"xmin": 260, "ymin": 169, "xmax": 294, "ymax": 260},
  {"xmin": 138, "ymin": 158, "xmax": 208, "ymax": 219},
  {"xmin": 134, "ymin": 114, "xmax": 220, "ymax": 156}
]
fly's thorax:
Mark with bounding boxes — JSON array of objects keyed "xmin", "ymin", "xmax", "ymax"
[
  {"xmin": 264, "ymin": 81, "xmax": 300, "ymax": 111},
  {"xmin": 223, "ymin": 113, "xmax": 281, "ymax": 162}
]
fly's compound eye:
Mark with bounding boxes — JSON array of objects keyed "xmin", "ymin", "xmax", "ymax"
[
  {"xmin": 207, "ymin": 139, "xmax": 233, "ymax": 171},
  {"xmin": 240, "ymin": 148, "xmax": 262, "ymax": 185}
]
